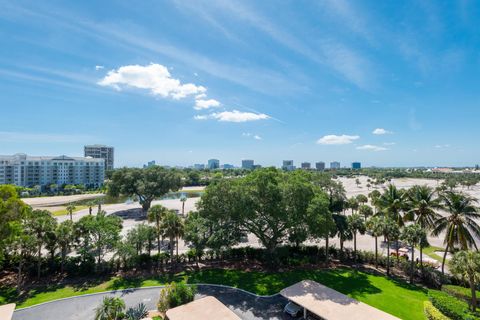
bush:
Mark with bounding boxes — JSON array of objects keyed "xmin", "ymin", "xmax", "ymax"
[
  {"xmin": 424, "ymin": 300, "xmax": 450, "ymax": 320},
  {"xmin": 157, "ymin": 282, "xmax": 196, "ymax": 313},
  {"xmin": 125, "ymin": 303, "xmax": 148, "ymax": 320},
  {"xmin": 443, "ymin": 285, "xmax": 480, "ymax": 304},
  {"xmin": 429, "ymin": 290, "xmax": 479, "ymax": 320}
]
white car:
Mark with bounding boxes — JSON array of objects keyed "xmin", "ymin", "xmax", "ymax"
[{"xmin": 284, "ymin": 301, "xmax": 302, "ymax": 317}]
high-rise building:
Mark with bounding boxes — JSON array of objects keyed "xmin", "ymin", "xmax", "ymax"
[
  {"xmin": 242, "ymin": 159, "xmax": 255, "ymax": 169},
  {"xmin": 84, "ymin": 144, "xmax": 114, "ymax": 171},
  {"xmin": 143, "ymin": 160, "xmax": 156, "ymax": 168},
  {"xmin": 301, "ymin": 162, "xmax": 311, "ymax": 170},
  {"xmin": 352, "ymin": 162, "xmax": 362, "ymax": 169},
  {"xmin": 315, "ymin": 162, "xmax": 325, "ymax": 171},
  {"xmin": 330, "ymin": 161, "xmax": 341, "ymax": 170},
  {"xmin": 207, "ymin": 159, "xmax": 220, "ymax": 169},
  {"xmin": 282, "ymin": 160, "xmax": 295, "ymax": 171},
  {"xmin": 222, "ymin": 164, "xmax": 234, "ymax": 169},
  {"xmin": 0, "ymin": 153, "xmax": 104, "ymax": 188},
  {"xmin": 193, "ymin": 164, "xmax": 205, "ymax": 170}
]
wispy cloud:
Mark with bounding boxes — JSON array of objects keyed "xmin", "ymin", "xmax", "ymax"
[
  {"xmin": 195, "ymin": 110, "xmax": 270, "ymax": 122},
  {"xmin": 194, "ymin": 99, "xmax": 221, "ymax": 110},
  {"xmin": 356, "ymin": 144, "xmax": 388, "ymax": 151},
  {"xmin": 317, "ymin": 134, "xmax": 360, "ymax": 145},
  {"xmin": 434, "ymin": 144, "xmax": 451, "ymax": 149},
  {"xmin": 242, "ymin": 132, "xmax": 262, "ymax": 140}
]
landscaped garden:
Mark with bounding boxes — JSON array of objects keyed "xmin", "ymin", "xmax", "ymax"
[{"xmin": 2, "ymin": 268, "xmax": 430, "ymax": 320}]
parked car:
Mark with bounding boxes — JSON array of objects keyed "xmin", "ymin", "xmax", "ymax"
[{"xmin": 284, "ymin": 301, "xmax": 302, "ymax": 317}]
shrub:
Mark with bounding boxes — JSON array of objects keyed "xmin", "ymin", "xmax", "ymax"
[
  {"xmin": 125, "ymin": 303, "xmax": 148, "ymax": 320},
  {"xmin": 424, "ymin": 300, "xmax": 450, "ymax": 320},
  {"xmin": 443, "ymin": 285, "xmax": 480, "ymax": 304},
  {"xmin": 157, "ymin": 282, "xmax": 196, "ymax": 313},
  {"xmin": 429, "ymin": 290, "xmax": 479, "ymax": 320}
]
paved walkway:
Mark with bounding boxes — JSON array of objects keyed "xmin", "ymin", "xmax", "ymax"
[{"xmin": 13, "ymin": 285, "xmax": 290, "ymax": 320}]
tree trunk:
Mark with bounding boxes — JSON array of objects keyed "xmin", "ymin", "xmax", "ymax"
[
  {"xmin": 441, "ymin": 243, "xmax": 449, "ymax": 274},
  {"xmin": 410, "ymin": 245, "xmax": 414, "ymax": 284},
  {"xmin": 37, "ymin": 244, "xmax": 42, "ymax": 279},
  {"xmin": 89, "ymin": 207, "xmax": 92, "ymax": 215},
  {"xmin": 420, "ymin": 246, "xmax": 423, "ymax": 275},
  {"xmin": 325, "ymin": 236, "xmax": 329, "ymax": 264},
  {"xmin": 387, "ymin": 241, "xmax": 390, "ymax": 276},
  {"xmin": 354, "ymin": 232, "xmax": 357, "ymax": 264},
  {"xmin": 170, "ymin": 236, "xmax": 174, "ymax": 265},
  {"xmin": 470, "ymin": 275, "xmax": 477, "ymax": 312},
  {"xmin": 176, "ymin": 235, "xmax": 179, "ymax": 263},
  {"xmin": 17, "ymin": 259, "xmax": 23, "ymax": 288},
  {"xmin": 396, "ymin": 240, "xmax": 400, "ymax": 264},
  {"xmin": 61, "ymin": 248, "xmax": 66, "ymax": 273},
  {"xmin": 142, "ymin": 200, "xmax": 151, "ymax": 212},
  {"xmin": 375, "ymin": 236, "xmax": 378, "ymax": 269}
]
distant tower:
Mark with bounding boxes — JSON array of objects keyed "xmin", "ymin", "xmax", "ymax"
[{"xmin": 84, "ymin": 144, "xmax": 114, "ymax": 171}]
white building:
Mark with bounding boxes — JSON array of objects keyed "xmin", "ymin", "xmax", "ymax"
[
  {"xmin": 0, "ymin": 153, "xmax": 105, "ymax": 188},
  {"xmin": 84, "ymin": 144, "xmax": 114, "ymax": 171}
]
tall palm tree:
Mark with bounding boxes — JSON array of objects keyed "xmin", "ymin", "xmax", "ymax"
[
  {"xmin": 27, "ymin": 209, "xmax": 57, "ymax": 279},
  {"xmin": 401, "ymin": 224, "xmax": 427, "ymax": 284},
  {"xmin": 147, "ymin": 205, "xmax": 168, "ymax": 255},
  {"xmin": 66, "ymin": 203, "xmax": 76, "ymax": 221},
  {"xmin": 161, "ymin": 211, "xmax": 184, "ymax": 264},
  {"xmin": 404, "ymin": 185, "xmax": 442, "ymax": 269},
  {"xmin": 432, "ymin": 191, "xmax": 480, "ymax": 274},
  {"xmin": 366, "ymin": 216, "xmax": 383, "ymax": 269},
  {"xmin": 56, "ymin": 220, "xmax": 74, "ymax": 273},
  {"xmin": 381, "ymin": 217, "xmax": 400, "ymax": 276},
  {"xmin": 377, "ymin": 184, "xmax": 407, "ymax": 262},
  {"xmin": 347, "ymin": 214, "xmax": 366, "ymax": 264}
]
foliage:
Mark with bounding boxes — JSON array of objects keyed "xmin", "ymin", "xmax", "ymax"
[
  {"xmin": 108, "ymin": 167, "xmax": 182, "ymax": 211},
  {"xmin": 95, "ymin": 297, "xmax": 126, "ymax": 320},
  {"xmin": 424, "ymin": 300, "xmax": 450, "ymax": 320},
  {"xmin": 449, "ymin": 250, "xmax": 480, "ymax": 311},
  {"xmin": 157, "ymin": 282, "xmax": 196, "ymax": 313},
  {"xmin": 428, "ymin": 290, "xmax": 479, "ymax": 320},
  {"xmin": 443, "ymin": 285, "xmax": 480, "ymax": 304},
  {"xmin": 125, "ymin": 303, "xmax": 148, "ymax": 320}
]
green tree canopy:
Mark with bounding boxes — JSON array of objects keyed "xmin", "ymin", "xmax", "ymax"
[{"xmin": 108, "ymin": 167, "xmax": 182, "ymax": 211}]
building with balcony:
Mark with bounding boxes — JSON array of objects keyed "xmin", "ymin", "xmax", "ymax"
[{"xmin": 0, "ymin": 153, "xmax": 105, "ymax": 188}]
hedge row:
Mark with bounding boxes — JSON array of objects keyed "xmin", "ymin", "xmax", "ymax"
[
  {"xmin": 429, "ymin": 290, "xmax": 479, "ymax": 320},
  {"xmin": 424, "ymin": 300, "xmax": 450, "ymax": 320}
]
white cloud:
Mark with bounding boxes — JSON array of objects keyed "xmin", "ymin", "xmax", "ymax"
[
  {"xmin": 434, "ymin": 144, "xmax": 450, "ymax": 149},
  {"xmin": 317, "ymin": 134, "xmax": 359, "ymax": 145},
  {"xmin": 253, "ymin": 135, "xmax": 262, "ymax": 140},
  {"xmin": 194, "ymin": 99, "xmax": 221, "ymax": 110},
  {"xmin": 372, "ymin": 128, "xmax": 392, "ymax": 135},
  {"xmin": 383, "ymin": 142, "xmax": 396, "ymax": 146},
  {"xmin": 356, "ymin": 144, "xmax": 388, "ymax": 151},
  {"xmin": 196, "ymin": 110, "xmax": 270, "ymax": 122},
  {"xmin": 98, "ymin": 63, "xmax": 206, "ymax": 99},
  {"xmin": 95, "ymin": 65, "xmax": 104, "ymax": 70},
  {"xmin": 195, "ymin": 93, "xmax": 207, "ymax": 99}
]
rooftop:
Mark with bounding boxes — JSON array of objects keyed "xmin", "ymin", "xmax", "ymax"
[{"xmin": 165, "ymin": 296, "xmax": 241, "ymax": 320}]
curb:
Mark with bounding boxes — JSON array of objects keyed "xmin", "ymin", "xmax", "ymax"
[{"xmin": 14, "ymin": 283, "xmax": 280, "ymax": 312}]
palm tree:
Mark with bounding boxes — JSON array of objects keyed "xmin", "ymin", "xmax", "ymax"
[
  {"xmin": 368, "ymin": 190, "xmax": 381, "ymax": 214},
  {"xmin": 449, "ymin": 250, "xmax": 480, "ymax": 312},
  {"xmin": 66, "ymin": 203, "xmax": 76, "ymax": 221},
  {"xmin": 366, "ymin": 216, "xmax": 383, "ymax": 269},
  {"xmin": 404, "ymin": 185, "xmax": 442, "ymax": 269},
  {"xmin": 56, "ymin": 220, "xmax": 74, "ymax": 273},
  {"xmin": 86, "ymin": 200, "xmax": 95, "ymax": 215},
  {"xmin": 27, "ymin": 210, "xmax": 57, "ymax": 279},
  {"xmin": 359, "ymin": 204, "xmax": 373, "ymax": 221},
  {"xmin": 180, "ymin": 194, "xmax": 187, "ymax": 215},
  {"xmin": 347, "ymin": 214, "xmax": 366, "ymax": 264},
  {"xmin": 381, "ymin": 217, "xmax": 400, "ymax": 276},
  {"xmin": 377, "ymin": 184, "xmax": 407, "ymax": 262},
  {"xmin": 161, "ymin": 211, "xmax": 184, "ymax": 264},
  {"xmin": 94, "ymin": 297, "xmax": 125, "ymax": 320},
  {"xmin": 147, "ymin": 205, "xmax": 168, "ymax": 255},
  {"xmin": 432, "ymin": 191, "xmax": 480, "ymax": 274},
  {"xmin": 401, "ymin": 224, "xmax": 427, "ymax": 284}
]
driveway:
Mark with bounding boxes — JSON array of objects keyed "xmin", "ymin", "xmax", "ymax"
[{"xmin": 13, "ymin": 285, "xmax": 290, "ymax": 320}]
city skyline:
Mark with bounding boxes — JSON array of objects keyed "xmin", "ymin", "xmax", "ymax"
[{"xmin": 1, "ymin": 1, "xmax": 480, "ymax": 167}]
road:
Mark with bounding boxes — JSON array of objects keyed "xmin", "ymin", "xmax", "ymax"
[{"xmin": 13, "ymin": 285, "xmax": 289, "ymax": 320}]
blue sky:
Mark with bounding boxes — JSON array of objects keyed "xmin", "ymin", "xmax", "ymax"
[{"xmin": 0, "ymin": 0, "xmax": 479, "ymax": 168}]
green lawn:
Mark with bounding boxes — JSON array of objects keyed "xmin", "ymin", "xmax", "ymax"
[
  {"xmin": 422, "ymin": 246, "xmax": 445, "ymax": 263},
  {"xmin": 1, "ymin": 268, "xmax": 430, "ymax": 320},
  {"xmin": 50, "ymin": 205, "xmax": 89, "ymax": 216}
]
